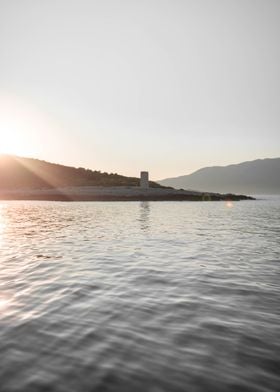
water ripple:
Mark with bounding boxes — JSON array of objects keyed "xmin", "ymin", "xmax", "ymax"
[{"xmin": 0, "ymin": 199, "xmax": 279, "ymax": 391}]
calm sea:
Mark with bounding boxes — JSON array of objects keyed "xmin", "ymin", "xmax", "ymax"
[{"xmin": 0, "ymin": 198, "xmax": 279, "ymax": 392}]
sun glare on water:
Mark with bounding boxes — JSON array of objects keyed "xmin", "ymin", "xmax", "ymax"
[
  {"xmin": 0, "ymin": 297, "xmax": 10, "ymax": 312},
  {"xmin": 0, "ymin": 204, "xmax": 5, "ymax": 247}
]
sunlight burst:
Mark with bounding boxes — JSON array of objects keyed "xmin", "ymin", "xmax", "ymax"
[
  {"xmin": 0, "ymin": 126, "xmax": 30, "ymax": 156},
  {"xmin": 0, "ymin": 94, "xmax": 60, "ymax": 158},
  {"xmin": 0, "ymin": 96, "xmax": 33, "ymax": 156}
]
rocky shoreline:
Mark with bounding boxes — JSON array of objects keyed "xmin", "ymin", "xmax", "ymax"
[{"xmin": 0, "ymin": 186, "xmax": 255, "ymax": 201}]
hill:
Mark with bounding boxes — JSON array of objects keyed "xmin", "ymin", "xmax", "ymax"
[
  {"xmin": 158, "ymin": 158, "xmax": 280, "ymax": 195},
  {"xmin": 0, "ymin": 155, "xmax": 162, "ymax": 189}
]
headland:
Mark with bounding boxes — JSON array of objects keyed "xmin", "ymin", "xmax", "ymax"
[{"xmin": 0, "ymin": 186, "xmax": 254, "ymax": 202}]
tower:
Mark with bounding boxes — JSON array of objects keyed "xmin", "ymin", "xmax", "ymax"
[{"xmin": 140, "ymin": 171, "xmax": 149, "ymax": 189}]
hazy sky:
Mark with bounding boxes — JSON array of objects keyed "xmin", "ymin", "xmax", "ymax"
[{"xmin": 0, "ymin": 0, "xmax": 279, "ymax": 179}]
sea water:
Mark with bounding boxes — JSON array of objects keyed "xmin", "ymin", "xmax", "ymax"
[{"xmin": 0, "ymin": 198, "xmax": 279, "ymax": 392}]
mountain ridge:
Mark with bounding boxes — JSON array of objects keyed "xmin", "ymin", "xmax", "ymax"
[{"xmin": 158, "ymin": 158, "xmax": 280, "ymax": 195}]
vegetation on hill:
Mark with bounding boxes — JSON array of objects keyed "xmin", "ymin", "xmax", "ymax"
[{"xmin": 0, "ymin": 155, "xmax": 164, "ymax": 189}]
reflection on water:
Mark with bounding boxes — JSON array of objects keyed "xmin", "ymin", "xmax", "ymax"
[
  {"xmin": 0, "ymin": 204, "xmax": 5, "ymax": 245},
  {"xmin": 139, "ymin": 201, "xmax": 150, "ymax": 231},
  {"xmin": 0, "ymin": 199, "xmax": 280, "ymax": 392}
]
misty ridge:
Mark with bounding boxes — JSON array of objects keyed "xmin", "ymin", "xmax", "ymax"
[{"xmin": 159, "ymin": 158, "xmax": 280, "ymax": 195}]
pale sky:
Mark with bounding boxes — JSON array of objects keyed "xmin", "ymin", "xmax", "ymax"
[{"xmin": 0, "ymin": 0, "xmax": 279, "ymax": 179}]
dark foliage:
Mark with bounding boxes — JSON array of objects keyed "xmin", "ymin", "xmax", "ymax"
[{"xmin": 0, "ymin": 155, "xmax": 164, "ymax": 189}]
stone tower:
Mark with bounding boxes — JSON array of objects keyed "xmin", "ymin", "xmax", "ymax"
[{"xmin": 140, "ymin": 171, "xmax": 149, "ymax": 189}]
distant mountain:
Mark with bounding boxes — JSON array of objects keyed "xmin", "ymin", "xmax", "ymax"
[
  {"xmin": 0, "ymin": 155, "xmax": 163, "ymax": 189},
  {"xmin": 158, "ymin": 158, "xmax": 280, "ymax": 195}
]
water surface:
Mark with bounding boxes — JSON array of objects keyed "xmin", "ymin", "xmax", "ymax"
[{"xmin": 0, "ymin": 198, "xmax": 279, "ymax": 391}]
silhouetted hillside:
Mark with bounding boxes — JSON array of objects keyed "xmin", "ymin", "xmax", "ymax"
[
  {"xmin": 0, "ymin": 155, "xmax": 163, "ymax": 189},
  {"xmin": 158, "ymin": 158, "xmax": 280, "ymax": 195}
]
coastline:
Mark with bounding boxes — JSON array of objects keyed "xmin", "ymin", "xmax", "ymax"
[{"xmin": 0, "ymin": 186, "xmax": 255, "ymax": 202}]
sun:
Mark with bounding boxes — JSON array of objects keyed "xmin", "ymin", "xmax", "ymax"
[
  {"xmin": 0, "ymin": 95, "xmax": 37, "ymax": 157},
  {"xmin": 0, "ymin": 93, "xmax": 64, "ymax": 159},
  {"xmin": 0, "ymin": 127, "xmax": 30, "ymax": 156}
]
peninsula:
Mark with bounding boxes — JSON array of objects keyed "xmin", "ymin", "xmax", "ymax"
[{"xmin": 0, "ymin": 155, "xmax": 254, "ymax": 202}]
